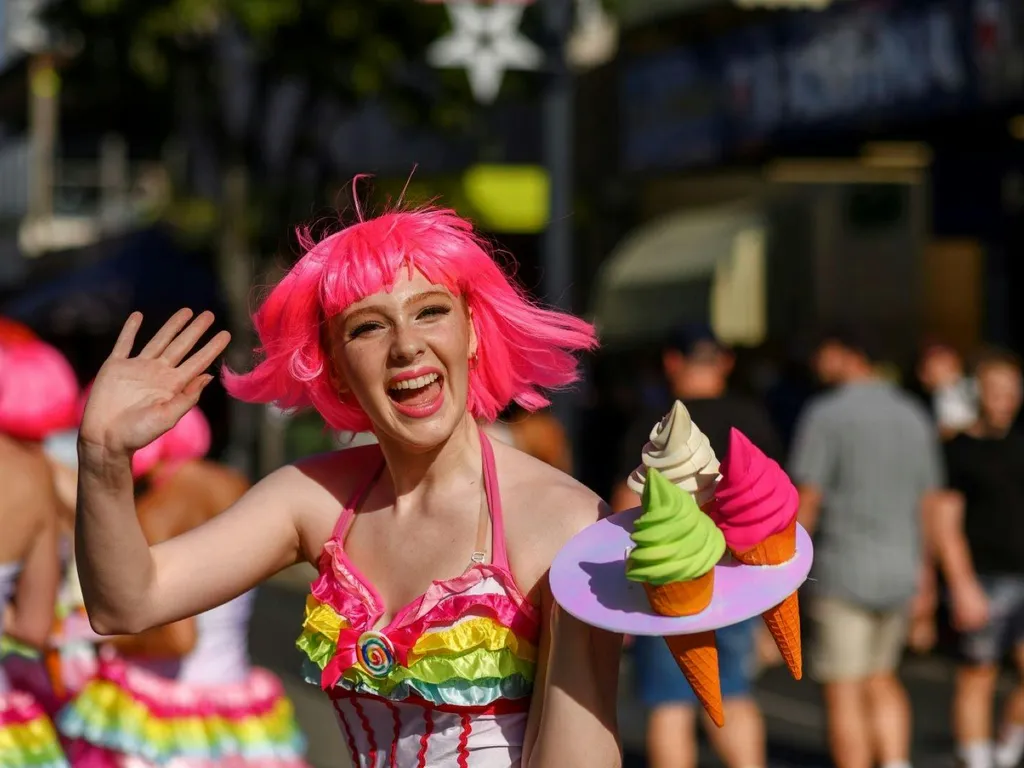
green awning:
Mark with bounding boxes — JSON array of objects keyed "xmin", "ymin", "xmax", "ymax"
[{"xmin": 590, "ymin": 205, "xmax": 766, "ymax": 346}]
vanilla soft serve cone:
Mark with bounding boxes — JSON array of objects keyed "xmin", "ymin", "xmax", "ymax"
[
  {"xmin": 627, "ymin": 401, "xmax": 720, "ymax": 508},
  {"xmin": 628, "ymin": 468, "xmax": 727, "ymax": 726}
]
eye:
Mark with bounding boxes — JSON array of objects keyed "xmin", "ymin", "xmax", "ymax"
[
  {"xmin": 418, "ymin": 305, "xmax": 452, "ymax": 320},
  {"xmin": 349, "ymin": 321, "xmax": 383, "ymax": 339}
]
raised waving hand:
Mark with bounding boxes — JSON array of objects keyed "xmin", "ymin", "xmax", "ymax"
[{"xmin": 80, "ymin": 309, "xmax": 231, "ymax": 457}]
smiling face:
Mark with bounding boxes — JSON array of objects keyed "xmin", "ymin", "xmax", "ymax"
[{"xmin": 327, "ymin": 270, "xmax": 478, "ymax": 450}]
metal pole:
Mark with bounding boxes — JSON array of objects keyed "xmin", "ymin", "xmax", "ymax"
[
  {"xmin": 27, "ymin": 54, "xmax": 57, "ymax": 222},
  {"xmin": 540, "ymin": 0, "xmax": 579, "ymax": 474}
]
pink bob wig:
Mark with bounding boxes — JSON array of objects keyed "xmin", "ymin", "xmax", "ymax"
[
  {"xmin": 0, "ymin": 319, "xmax": 80, "ymax": 441},
  {"xmin": 77, "ymin": 381, "xmax": 212, "ymax": 479},
  {"xmin": 222, "ymin": 206, "xmax": 598, "ymax": 433}
]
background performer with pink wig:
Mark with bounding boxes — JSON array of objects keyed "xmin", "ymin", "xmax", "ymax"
[
  {"xmin": 73, "ymin": 201, "xmax": 623, "ymax": 767},
  {"xmin": 59, "ymin": 404, "xmax": 309, "ymax": 767},
  {"xmin": 0, "ymin": 321, "xmax": 75, "ymax": 767}
]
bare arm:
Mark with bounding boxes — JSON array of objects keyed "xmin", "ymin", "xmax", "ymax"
[
  {"xmin": 110, "ymin": 621, "xmax": 197, "ymax": 658},
  {"xmin": 796, "ymin": 485, "xmax": 822, "ymax": 535},
  {"xmin": 526, "ymin": 586, "xmax": 622, "ymax": 768},
  {"xmin": 930, "ymin": 489, "xmax": 990, "ymax": 631},
  {"xmin": 930, "ymin": 490, "xmax": 977, "ymax": 588},
  {"xmin": 522, "ymin": 488, "xmax": 622, "ymax": 768},
  {"xmin": 6, "ymin": 469, "xmax": 61, "ymax": 649},
  {"xmin": 78, "ymin": 461, "xmax": 306, "ymax": 635},
  {"xmin": 913, "ymin": 490, "xmax": 944, "ymax": 611},
  {"xmin": 107, "ymin": 485, "xmax": 201, "ymax": 657}
]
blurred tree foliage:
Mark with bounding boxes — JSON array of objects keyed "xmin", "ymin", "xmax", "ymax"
[
  {"xmin": 46, "ymin": 0, "xmax": 475, "ymax": 152},
  {"xmin": 44, "ymin": 0, "xmax": 578, "ymax": 245}
]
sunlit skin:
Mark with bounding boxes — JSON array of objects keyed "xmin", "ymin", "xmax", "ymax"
[
  {"xmin": 0, "ymin": 435, "xmax": 61, "ymax": 650},
  {"xmin": 326, "ymin": 272, "xmax": 477, "ymax": 455},
  {"xmin": 74, "ymin": 272, "xmax": 623, "ymax": 767}
]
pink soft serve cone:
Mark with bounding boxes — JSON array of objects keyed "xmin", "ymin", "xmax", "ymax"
[{"xmin": 713, "ymin": 428, "xmax": 802, "ymax": 679}]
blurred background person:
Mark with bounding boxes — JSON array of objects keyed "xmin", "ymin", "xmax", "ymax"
[
  {"xmin": 0, "ymin": 320, "xmax": 75, "ymax": 765},
  {"xmin": 58, "ymin": 406, "xmax": 309, "ymax": 768},
  {"xmin": 0, "ymin": 321, "xmax": 88, "ymax": 716},
  {"xmin": 0, "ymin": 427, "xmax": 68, "ymax": 767},
  {"xmin": 918, "ymin": 341, "xmax": 979, "ymax": 441},
  {"xmin": 790, "ymin": 328, "xmax": 944, "ymax": 768},
  {"xmin": 483, "ymin": 402, "xmax": 573, "ymax": 473},
  {"xmin": 612, "ymin": 324, "xmax": 781, "ymax": 768},
  {"xmin": 932, "ymin": 347, "xmax": 1024, "ymax": 768}
]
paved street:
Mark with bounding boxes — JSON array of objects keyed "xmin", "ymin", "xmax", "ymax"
[{"xmin": 253, "ymin": 568, "xmax": 1013, "ymax": 768}]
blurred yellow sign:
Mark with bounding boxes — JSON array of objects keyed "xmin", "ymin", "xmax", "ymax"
[
  {"xmin": 375, "ymin": 166, "xmax": 550, "ymax": 234},
  {"xmin": 463, "ymin": 165, "xmax": 549, "ymax": 234}
]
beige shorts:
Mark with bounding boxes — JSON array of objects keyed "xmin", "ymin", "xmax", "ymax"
[{"xmin": 809, "ymin": 596, "xmax": 908, "ymax": 682}]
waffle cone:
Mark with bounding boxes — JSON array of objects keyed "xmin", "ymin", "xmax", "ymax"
[
  {"xmin": 732, "ymin": 518, "xmax": 796, "ymax": 566},
  {"xmin": 762, "ymin": 591, "xmax": 802, "ymax": 680},
  {"xmin": 642, "ymin": 569, "xmax": 714, "ymax": 617},
  {"xmin": 664, "ymin": 631, "xmax": 724, "ymax": 727}
]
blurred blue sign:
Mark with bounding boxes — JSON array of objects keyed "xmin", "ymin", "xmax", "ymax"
[
  {"xmin": 621, "ymin": 0, "xmax": 1010, "ymax": 171},
  {"xmin": 620, "ymin": 47, "xmax": 725, "ymax": 171}
]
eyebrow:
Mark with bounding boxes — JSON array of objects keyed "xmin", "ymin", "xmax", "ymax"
[{"xmin": 341, "ymin": 290, "xmax": 454, "ymax": 324}]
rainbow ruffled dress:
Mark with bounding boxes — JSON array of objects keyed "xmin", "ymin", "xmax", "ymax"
[
  {"xmin": 58, "ymin": 591, "xmax": 308, "ymax": 767},
  {"xmin": 298, "ymin": 433, "xmax": 540, "ymax": 767},
  {"xmin": 1, "ymin": 541, "xmax": 100, "ymax": 719},
  {"xmin": 0, "ymin": 562, "xmax": 69, "ymax": 768}
]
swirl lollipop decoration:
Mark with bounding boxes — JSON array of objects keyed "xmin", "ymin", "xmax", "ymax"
[{"xmin": 357, "ymin": 631, "xmax": 396, "ymax": 678}]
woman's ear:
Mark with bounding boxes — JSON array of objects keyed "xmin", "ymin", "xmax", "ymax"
[
  {"xmin": 327, "ymin": 362, "xmax": 349, "ymax": 395},
  {"xmin": 467, "ymin": 305, "xmax": 479, "ymax": 361}
]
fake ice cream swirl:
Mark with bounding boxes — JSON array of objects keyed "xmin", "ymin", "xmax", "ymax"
[
  {"xmin": 626, "ymin": 468, "xmax": 725, "ymax": 586},
  {"xmin": 627, "ymin": 401, "xmax": 720, "ymax": 505},
  {"xmin": 712, "ymin": 428, "xmax": 798, "ymax": 554}
]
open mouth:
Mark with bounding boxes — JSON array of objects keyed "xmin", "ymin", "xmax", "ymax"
[{"xmin": 387, "ymin": 371, "xmax": 444, "ymax": 416}]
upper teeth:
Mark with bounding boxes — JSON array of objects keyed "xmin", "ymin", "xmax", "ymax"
[{"xmin": 390, "ymin": 373, "xmax": 439, "ymax": 391}]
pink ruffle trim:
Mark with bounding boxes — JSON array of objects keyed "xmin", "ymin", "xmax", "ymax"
[
  {"xmin": 97, "ymin": 658, "xmax": 288, "ymax": 719},
  {"xmin": 0, "ymin": 689, "xmax": 48, "ymax": 726},
  {"xmin": 313, "ymin": 542, "xmax": 541, "ymax": 690}
]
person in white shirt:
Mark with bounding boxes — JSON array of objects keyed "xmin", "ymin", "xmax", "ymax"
[{"xmin": 918, "ymin": 342, "xmax": 979, "ymax": 440}]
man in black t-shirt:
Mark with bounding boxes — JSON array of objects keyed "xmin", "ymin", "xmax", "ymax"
[
  {"xmin": 612, "ymin": 325, "xmax": 780, "ymax": 768},
  {"xmin": 935, "ymin": 347, "xmax": 1024, "ymax": 768}
]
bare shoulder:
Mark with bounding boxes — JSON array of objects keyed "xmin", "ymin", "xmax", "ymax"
[
  {"xmin": 493, "ymin": 442, "xmax": 607, "ymax": 597},
  {"xmin": 271, "ymin": 444, "xmax": 385, "ymax": 561}
]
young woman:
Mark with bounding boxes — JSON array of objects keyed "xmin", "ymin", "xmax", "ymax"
[{"xmin": 75, "ymin": 206, "xmax": 623, "ymax": 767}]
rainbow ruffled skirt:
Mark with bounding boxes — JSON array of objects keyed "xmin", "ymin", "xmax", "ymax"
[
  {"xmin": 57, "ymin": 657, "xmax": 307, "ymax": 767},
  {"xmin": 0, "ymin": 689, "xmax": 69, "ymax": 768}
]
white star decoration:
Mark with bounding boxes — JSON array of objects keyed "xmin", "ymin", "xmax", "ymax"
[{"xmin": 427, "ymin": 2, "xmax": 545, "ymax": 104}]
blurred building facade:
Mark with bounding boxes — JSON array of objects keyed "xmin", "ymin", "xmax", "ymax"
[{"xmin": 583, "ymin": 0, "xmax": 1024, "ymax": 372}]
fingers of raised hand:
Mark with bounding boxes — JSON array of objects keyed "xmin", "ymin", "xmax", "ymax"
[
  {"xmin": 170, "ymin": 374, "xmax": 214, "ymax": 413},
  {"xmin": 177, "ymin": 330, "xmax": 232, "ymax": 382},
  {"xmin": 138, "ymin": 308, "xmax": 194, "ymax": 359},
  {"xmin": 111, "ymin": 312, "xmax": 144, "ymax": 359},
  {"xmin": 160, "ymin": 311, "xmax": 216, "ymax": 366}
]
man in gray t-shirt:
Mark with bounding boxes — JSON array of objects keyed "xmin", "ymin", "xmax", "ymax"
[{"xmin": 790, "ymin": 329, "xmax": 943, "ymax": 768}]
